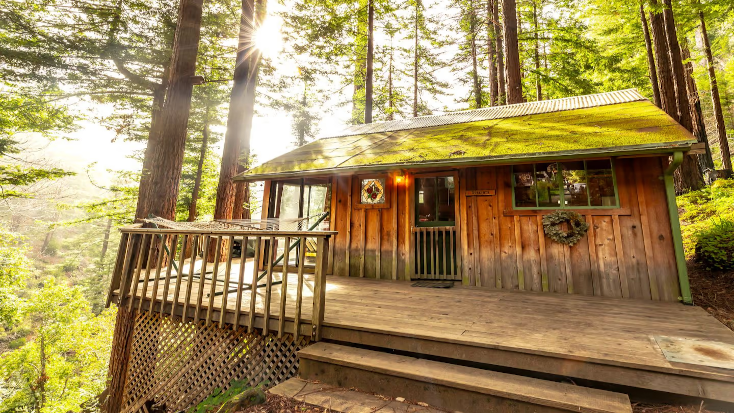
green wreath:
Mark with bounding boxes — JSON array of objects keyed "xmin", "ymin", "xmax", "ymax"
[{"xmin": 542, "ymin": 211, "xmax": 590, "ymax": 246}]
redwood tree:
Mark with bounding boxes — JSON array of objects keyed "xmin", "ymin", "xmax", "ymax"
[
  {"xmin": 493, "ymin": 0, "xmax": 506, "ymax": 104},
  {"xmin": 502, "ymin": 0, "xmax": 522, "ymax": 104},
  {"xmin": 648, "ymin": 6, "xmax": 677, "ymax": 120},
  {"xmin": 365, "ymin": 0, "xmax": 374, "ymax": 123},
  {"xmin": 145, "ymin": 0, "xmax": 205, "ymax": 221},
  {"xmin": 487, "ymin": 0, "xmax": 498, "ymax": 106},
  {"xmin": 639, "ymin": 3, "xmax": 660, "ymax": 108}
]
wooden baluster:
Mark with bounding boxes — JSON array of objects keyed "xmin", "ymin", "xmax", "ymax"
[
  {"xmin": 182, "ymin": 235, "xmax": 199, "ymax": 323},
  {"xmin": 233, "ymin": 236, "xmax": 248, "ymax": 330},
  {"xmin": 431, "ymin": 228, "xmax": 437, "ymax": 279},
  {"xmin": 106, "ymin": 233, "xmax": 130, "ymax": 308},
  {"xmin": 311, "ymin": 237, "xmax": 329, "ymax": 341},
  {"xmin": 248, "ymin": 236, "xmax": 261, "ymax": 333},
  {"xmin": 114, "ymin": 234, "xmax": 135, "ymax": 307},
  {"xmin": 442, "ymin": 228, "xmax": 447, "ymax": 277},
  {"xmin": 128, "ymin": 234, "xmax": 151, "ymax": 311},
  {"xmin": 449, "ymin": 229, "xmax": 455, "ymax": 278},
  {"xmin": 263, "ymin": 236, "xmax": 275, "ymax": 335},
  {"xmin": 219, "ymin": 236, "xmax": 235, "ymax": 328},
  {"xmin": 148, "ymin": 235, "xmax": 167, "ymax": 314},
  {"xmin": 293, "ymin": 236, "xmax": 306, "ymax": 337},
  {"xmin": 194, "ymin": 235, "xmax": 211, "ymax": 324},
  {"xmin": 137, "ymin": 234, "xmax": 157, "ymax": 312},
  {"xmin": 205, "ymin": 236, "xmax": 223, "ymax": 325},
  {"xmin": 422, "ymin": 229, "xmax": 428, "ymax": 278},
  {"xmin": 172, "ymin": 234, "xmax": 189, "ymax": 319},
  {"xmin": 160, "ymin": 234, "xmax": 179, "ymax": 318},
  {"xmin": 278, "ymin": 236, "xmax": 291, "ymax": 338}
]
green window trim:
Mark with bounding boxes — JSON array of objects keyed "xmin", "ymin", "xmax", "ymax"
[{"xmin": 511, "ymin": 159, "xmax": 620, "ymax": 210}]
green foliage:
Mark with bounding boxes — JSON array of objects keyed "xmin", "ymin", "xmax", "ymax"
[
  {"xmin": 694, "ymin": 217, "xmax": 734, "ymax": 271},
  {"xmin": 0, "ymin": 226, "xmax": 31, "ymax": 327},
  {"xmin": 189, "ymin": 380, "xmax": 261, "ymax": 413},
  {"xmin": 0, "ymin": 279, "xmax": 115, "ymax": 413},
  {"xmin": 678, "ymin": 179, "xmax": 734, "ymax": 262}
]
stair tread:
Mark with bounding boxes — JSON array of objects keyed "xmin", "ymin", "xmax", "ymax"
[
  {"xmin": 300, "ymin": 343, "xmax": 632, "ymax": 413},
  {"xmin": 270, "ymin": 378, "xmax": 446, "ymax": 413}
]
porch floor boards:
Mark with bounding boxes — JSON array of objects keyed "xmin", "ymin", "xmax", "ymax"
[{"xmin": 121, "ymin": 259, "xmax": 734, "ymax": 402}]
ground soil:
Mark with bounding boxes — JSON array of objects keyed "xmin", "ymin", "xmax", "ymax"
[{"xmin": 239, "ymin": 393, "xmax": 325, "ymax": 413}]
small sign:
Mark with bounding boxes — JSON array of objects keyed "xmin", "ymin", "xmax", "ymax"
[{"xmin": 465, "ymin": 190, "xmax": 496, "ymax": 196}]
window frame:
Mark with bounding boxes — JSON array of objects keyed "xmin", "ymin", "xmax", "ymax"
[
  {"xmin": 414, "ymin": 175, "xmax": 457, "ymax": 227},
  {"xmin": 511, "ymin": 159, "xmax": 620, "ymax": 210}
]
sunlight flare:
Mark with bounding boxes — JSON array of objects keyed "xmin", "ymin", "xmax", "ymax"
[{"xmin": 253, "ymin": 17, "xmax": 283, "ymax": 58}]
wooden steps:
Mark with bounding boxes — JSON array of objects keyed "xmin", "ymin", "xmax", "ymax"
[
  {"xmin": 299, "ymin": 343, "xmax": 633, "ymax": 413},
  {"xmin": 270, "ymin": 377, "xmax": 446, "ymax": 412}
]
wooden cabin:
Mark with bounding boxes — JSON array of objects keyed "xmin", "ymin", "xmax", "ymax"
[
  {"xmin": 236, "ymin": 89, "xmax": 694, "ymax": 303},
  {"xmin": 104, "ymin": 90, "xmax": 734, "ymax": 413}
]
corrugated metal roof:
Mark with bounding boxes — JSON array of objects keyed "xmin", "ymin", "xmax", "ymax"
[
  {"xmin": 321, "ymin": 89, "xmax": 646, "ymax": 139},
  {"xmin": 236, "ymin": 90, "xmax": 696, "ymax": 181}
]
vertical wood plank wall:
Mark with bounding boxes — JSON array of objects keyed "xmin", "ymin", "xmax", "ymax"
[{"xmin": 278, "ymin": 156, "xmax": 681, "ymax": 302}]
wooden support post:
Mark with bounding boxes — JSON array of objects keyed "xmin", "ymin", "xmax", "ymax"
[{"xmin": 312, "ymin": 237, "xmax": 329, "ymax": 341}]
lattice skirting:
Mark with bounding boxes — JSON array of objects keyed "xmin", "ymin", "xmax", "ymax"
[{"xmin": 119, "ymin": 312, "xmax": 310, "ymax": 413}]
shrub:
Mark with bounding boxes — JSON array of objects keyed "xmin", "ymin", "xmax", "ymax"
[
  {"xmin": 8, "ymin": 337, "xmax": 25, "ymax": 349},
  {"xmin": 694, "ymin": 218, "xmax": 734, "ymax": 271}
]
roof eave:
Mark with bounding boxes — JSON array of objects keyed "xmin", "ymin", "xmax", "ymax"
[{"xmin": 233, "ymin": 141, "xmax": 695, "ymax": 182}]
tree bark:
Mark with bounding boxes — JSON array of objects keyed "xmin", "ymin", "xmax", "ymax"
[
  {"xmin": 502, "ymin": 0, "xmax": 522, "ymax": 104},
  {"xmin": 188, "ymin": 114, "xmax": 209, "ymax": 222},
  {"xmin": 640, "ymin": 3, "xmax": 661, "ymax": 108},
  {"xmin": 215, "ymin": 0, "xmax": 255, "ymax": 225},
  {"xmin": 387, "ymin": 36, "xmax": 394, "ymax": 120},
  {"xmin": 533, "ymin": 0, "xmax": 541, "ymax": 101},
  {"xmin": 682, "ymin": 43, "xmax": 715, "ymax": 173},
  {"xmin": 365, "ymin": 0, "xmax": 374, "ymax": 123},
  {"xmin": 134, "ymin": 83, "xmax": 167, "ymax": 221},
  {"xmin": 699, "ymin": 11, "xmax": 733, "ymax": 173},
  {"xmin": 661, "ymin": 0, "xmax": 691, "ymax": 131},
  {"xmin": 145, "ymin": 0, "xmax": 204, "ymax": 221},
  {"xmin": 469, "ymin": 0, "xmax": 482, "ymax": 108},
  {"xmin": 487, "ymin": 0, "xmax": 498, "ymax": 106},
  {"xmin": 493, "ymin": 0, "xmax": 505, "ymax": 104},
  {"xmin": 648, "ymin": 7, "xmax": 677, "ymax": 120},
  {"xmin": 413, "ymin": 0, "xmax": 420, "ymax": 117}
]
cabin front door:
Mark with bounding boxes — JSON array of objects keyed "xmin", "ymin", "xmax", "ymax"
[{"xmin": 412, "ymin": 173, "xmax": 461, "ymax": 280}]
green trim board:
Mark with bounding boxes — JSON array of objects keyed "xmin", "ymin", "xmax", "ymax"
[{"xmin": 235, "ymin": 97, "xmax": 697, "ymax": 182}]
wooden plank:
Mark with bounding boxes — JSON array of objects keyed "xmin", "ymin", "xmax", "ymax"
[
  {"xmin": 375, "ymin": 210, "xmax": 382, "ymax": 279},
  {"xmin": 452, "ymin": 170, "xmax": 462, "ymax": 280},
  {"xmin": 147, "ymin": 235, "xmax": 167, "ymax": 314},
  {"xmin": 406, "ymin": 173, "xmax": 415, "ymax": 280},
  {"xmin": 194, "ymin": 235, "xmax": 211, "ymax": 323},
  {"xmin": 106, "ymin": 233, "xmax": 129, "ymax": 308},
  {"xmin": 458, "ymin": 169, "xmax": 472, "ymax": 285},
  {"xmin": 206, "ymin": 236, "xmax": 223, "ymax": 325},
  {"xmin": 635, "ymin": 161, "xmax": 660, "ymax": 301},
  {"xmin": 442, "ymin": 227, "xmax": 447, "ymax": 277},
  {"xmin": 278, "ymin": 236, "xmax": 291, "ymax": 337},
  {"xmin": 312, "ymin": 237, "xmax": 329, "ymax": 340},
  {"xmin": 345, "ymin": 176, "xmax": 353, "ymax": 276},
  {"xmin": 514, "ymin": 216, "xmax": 524, "ymax": 290},
  {"xmin": 248, "ymin": 236, "xmax": 261, "ymax": 333},
  {"xmin": 359, "ymin": 208, "xmax": 366, "ymax": 278},
  {"xmin": 521, "ymin": 217, "xmax": 542, "ymax": 292},
  {"xmin": 537, "ymin": 216, "xmax": 549, "ymax": 292},
  {"xmin": 392, "ymin": 175, "xmax": 399, "ymax": 280},
  {"xmin": 594, "ymin": 216, "xmax": 623, "ymax": 298},
  {"xmin": 612, "ymin": 216, "xmax": 630, "ymax": 298},
  {"xmin": 263, "ymin": 236, "xmax": 275, "ymax": 335},
  {"xmin": 449, "ymin": 228, "xmax": 455, "ymax": 279},
  {"xmin": 471, "ymin": 197, "xmax": 481, "ymax": 287},
  {"xmin": 294, "ymin": 236, "xmax": 307, "ymax": 337},
  {"xmin": 172, "ymin": 234, "xmax": 189, "ymax": 318},
  {"xmin": 219, "ymin": 236, "xmax": 235, "ymax": 328},
  {"xmin": 498, "ymin": 169, "xmax": 518, "ymax": 289},
  {"xmin": 476, "ymin": 195, "xmax": 496, "ymax": 287},
  {"xmin": 586, "ymin": 216, "xmax": 600, "ymax": 297},
  {"xmin": 328, "ymin": 177, "xmax": 337, "ymax": 275},
  {"xmin": 490, "ymin": 169, "xmax": 502, "ymax": 289},
  {"xmin": 114, "ymin": 234, "xmax": 135, "ymax": 307},
  {"xmin": 160, "ymin": 234, "xmax": 178, "ymax": 317},
  {"xmin": 128, "ymin": 234, "xmax": 150, "ymax": 311},
  {"xmin": 233, "ymin": 236, "xmax": 247, "ymax": 329},
  {"xmin": 563, "ymin": 244, "xmax": 574, "ymax": 294}
]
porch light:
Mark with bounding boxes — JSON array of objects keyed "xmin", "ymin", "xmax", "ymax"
[{"xmin": 395, "ymin": 172, "xmax": 405, "ymax": 185}]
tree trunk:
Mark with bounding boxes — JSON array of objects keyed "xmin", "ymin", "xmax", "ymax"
[
  {"xmin": 233, "ymin": 0, "xmax": 267, "ymax": 220},
  {"xmin": 648, "ymin": 7, "xmax": 677, "ymax": 120},
  {"xmin": 487, "ymin": 0, "xmax": 498, "ymax": 106},
  {"xmin": 682, "ymin": 42, "xmax": 715, "ymax": 173},
  {"xmin": 640, "ymin": 3, "xmax": 661, "ymax": 108},
  {"xmin": 145, "ymin": 0, "xmax": 204, "ymax": 221},
  {"xmin": 387, "ymin": 37, "xmax": 394, "ymax": 120},
  {"xmin": 413, "ymin": 0, "xmax": 420, "ymax": 117},
  {"xmin": 188, "ymin": 114, "xmax": 209, "ymax": 222},
  {"xmin": 365, "ymin": 0, "xmax": 374, "ymax": 123},
  {"xmin": 215, "ymin": 0, "xmax": 255, "ymax": 225},
  {"xmin": 699, "ymin": 11, "xmax": 733, "ymax": 173},
  {"xmin": 533, "ymin": 0, "xmax": 541, "ymax": 101},
  {"xmin": 134, "ymin": 83, "xmax": 167, "ymax": 221},
  {"xmin": 661, "ymin": 0, "xmax": 691, "ymax": 131},
  {"xmin": 493, "ymin": 0, "xmax": 505, "ymax": 104},
  {"xmin": 469, "ymin": 0, "xmax": 481, "ymax": 108},
  {"xmin": 502, "ymin": 0, "xmax": 522, "ymax": 104},
  {"xmin": 100, "ymin": 218, "xmax": 113, "ymax": 262},
  {"xmin": 39, "ymin": 334, "xmax": 47, "ymax": 411}
]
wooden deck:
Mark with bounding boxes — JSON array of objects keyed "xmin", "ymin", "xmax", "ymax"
[{"xmin": 115, "ymin": 258, "xmax": 734, "ymax": 404}]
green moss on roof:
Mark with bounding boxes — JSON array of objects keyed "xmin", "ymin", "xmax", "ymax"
[{"xmin": 241, "ymin": 100, "xmax": 695, "ymax": 179}]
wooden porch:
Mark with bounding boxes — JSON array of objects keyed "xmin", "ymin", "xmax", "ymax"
[{"xmin": 111, "ymin": 252, "xmax": 734, "ymax": 405}]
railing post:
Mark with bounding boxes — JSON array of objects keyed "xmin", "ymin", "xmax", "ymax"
[
  {"xmin": 311, "ymin": 236, "xmax": 329, "ymax": 341},
  {"xmin": 106, "ymin": 232, "xmax": 130, "ymax": 308}
]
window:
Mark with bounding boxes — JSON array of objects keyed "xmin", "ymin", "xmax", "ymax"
[
  {"xmin": 416, "ymin": 176, "xmax": 455, "ymax": 226},
  {"xmin": 360, "ymin": 178, "xmax": 386, "ymax": 204},
  {"xmin": 512, "ymin": 160, "xmax": 618, "ymax": 209}
]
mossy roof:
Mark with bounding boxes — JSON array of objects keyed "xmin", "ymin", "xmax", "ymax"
[{"xmin": 235, "ymin": 91, "xmax": 696, "ymax": 181}]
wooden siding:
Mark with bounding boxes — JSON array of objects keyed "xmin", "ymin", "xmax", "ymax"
[{"xmin": 269, "ymin": 156, "xmax": 681, "ymax": 301}]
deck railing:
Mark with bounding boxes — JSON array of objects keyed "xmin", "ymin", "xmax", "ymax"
[
  {"xmin": 413, "ymin": 226, "xmax": 458, "ymax": 280},
  {"xmin": 106, "ymin": 226, "xmax": 334, "ymax": 341}
]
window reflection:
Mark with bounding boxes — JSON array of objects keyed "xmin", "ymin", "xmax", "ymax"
[{"xmin": 417, "ymin": 176, "xmax": 455, "ymax": 225}]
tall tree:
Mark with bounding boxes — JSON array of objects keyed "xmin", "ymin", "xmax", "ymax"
[
  {"xmin": 145, "ymin": 0, "xmax": 206, "ymax": 221},
  {"xmin": 698, "ymin": 9, "xmax": 732, "ymax": 173},
  {"xmin": 532, "ymin": 0, "xmax": 542, "ymax": 101},
  {"xmin": 648, "ymin": 4, "xmax": 678, "ymax": 120},
  {"xmin": 640, "ymin": 2, "xmax": 661, "ymax": 107},
  {"xmin": 682, "ymin": 42, "xmax": 716, "ymax": 172},
  {"xmin": 493, "ymin": 0, "xmax": 506, "ymax": 104},
  {"xmin": 365, "ymin": 0, "xmax": 375, "ymax": 123},
  {"xmin": 487, "ymin": 0, "xmax": 499, "ymax": 105},
  {"xmin": 214, "ymin": 0, "xmax": 256, "ymax": 225},
  {"xmin": 661, "ymin": 0, "xmax": 692, "ymax": 130},
  {"xmin": 188, "ymin": 108, "xmax": 210, "ymax": 222},
  {"xmin": 503, "ymin": 0, "xmax": 523, "ymax": 104}
]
